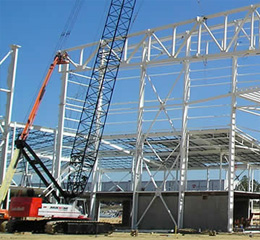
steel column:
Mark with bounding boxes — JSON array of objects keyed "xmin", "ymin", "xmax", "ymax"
[
  {"xmin": 89, "ymin": 165, "xmax": 100, "ymax": 220},
  {"xmin": 227, "ymin": 56, "xmax": 237, "ymax": 232},
  {"xmin": 219, "ymin": 152, "xmax": 223, "ymax": 190},
  {"xmin": 206, "ymin": 168, "xmax": 210, "ymax": 191},
  {"xmin": 89, "ymin": 49, "xmax": 107, "ymax": 220},
  {"xmin": 131, "ymin": 45, "xmax": 146, "ymax": 230},
  {"xmin": 0, "ymin": 45, "xmax": 20, "ymax": 185},
  {"xmin": 177, "ymin": 59, "xmax": 190, "ymax": 228},
  {"xmin": 177, "ymin": 28, "xmax": 191, "ymax": 228},
  {"xmin": 54, "ymin": 63, "xmax": 69, "ymax": 182},
  {"xmin": 251, "ymin": 169, "xmax": 254, "ymax": 192}
]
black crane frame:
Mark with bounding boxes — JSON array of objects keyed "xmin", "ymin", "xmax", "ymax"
[
  {"xmin": 67, "ymin": 0, "xmax": 136, "ymax": 195},
  {"xmin": 16, "ymin": 140, "xmax": 69, "ymax": 203}
]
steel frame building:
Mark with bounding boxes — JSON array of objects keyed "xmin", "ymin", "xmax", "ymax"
[{"xmin": 2, "ymin": 4, "xmax": 260, "ymax": 232}]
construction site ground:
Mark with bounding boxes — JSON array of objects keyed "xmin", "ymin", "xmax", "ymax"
[{"xmin": 1, "ymin": 232, "xmax": 260, "ymax": 240}]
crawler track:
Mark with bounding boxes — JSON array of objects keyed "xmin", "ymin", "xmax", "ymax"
[
  {"xmin": 6, "ymin": 219, "xmax": 113, "ymax": 234},
  {"xmin": 45, "ymin": 220, "xmax": 114, "ymax": 234}
]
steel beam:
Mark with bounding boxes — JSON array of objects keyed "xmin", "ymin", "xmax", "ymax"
[{"xmin": 0, "ymin": 45, "xmax": 20, "ymax": 186}]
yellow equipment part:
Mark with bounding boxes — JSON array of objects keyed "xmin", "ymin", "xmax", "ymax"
[{"xmin": 0, "ymin": 148, "xmax": 21, "ymax": 205}]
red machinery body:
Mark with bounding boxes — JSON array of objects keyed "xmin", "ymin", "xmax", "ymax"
[
  {"xmin": 9, "ymin": 197, "xmax": 42, "ymax": 218},
  {"xmin": 0, "ymin": 209, "xmax": 10, "ymax": 220},
  {"xmin": 9, "ymin": 197, "xmax": 87, "ymax": 219}
]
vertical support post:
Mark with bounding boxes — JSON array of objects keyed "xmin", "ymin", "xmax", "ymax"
[
  {"xmin": 6, "ymin": 189, "xmax": 10, "ymax": 209},
  {"xmin": 163, "ymin": 170, "xmax": 167, "ymax": 191},
  {"xmin": 124, "ymin": 38, "xmax": 128, "ymax": 62},
  {"xmin": 206, "ymin": 168, "xmax": 210, "ymax": 191},
  {"xmin": 248, "ymin": 167, "xmax": 254, "ymax": 192},
  {"xmin": 248, "ymin": 199, "xmax": 252, "ymax": 221},
  {"xmin": 197, "ymin": 19, "xmax": 202, "ymax": 56},
  {"xmin": 97, "ymin": 170, "xmax": 102, "ymax": 191},
  {"xmin": 248, "ymin": 167, "xmax": 251, "ymax": 192},
  {"xmin": 147, "ymin": 31, "xmax": 151, "ymax": 62},
  {"xmin": 79, "ymin": 48, "xmax": 84, "ymax": 66},
  {"xmin": 227, "ymin": 56, "xmax": 237, "ymax": 232},
  {"xmin": 177, "ymin": 60, "xmax": 190, "ymax": 228},
  {"xmin": 54, "ymin": 63, "xmax": 69, "ymax": 183},
  {"xmin": 250, "ymin": 12, "xmax": 255, "ymax": 50},
  {"xmin": 52, "ymin": 130, "xmax": 58, "ymax": 175},
  {"xmin": 0, "ymin": 45, "xmax": 20, "ymax": 186},
  {"xmin": 175, "ymin": 167, "xmax": 179, "ymax": 191},
  {"xmin": 251, "ymin": 169, "xmax": 254, "ymax": 192},
  {"xmin": 90, "ymin": 48, "xmax": 106, "ymax": 220},
  {"xmin": 223, "ymin": 15, "xmax": 228, "ymax": 51},
  {"xmin": 172, "ymin": 27, "xmax": 176, "ymax": 56},
  {"xmin": 10, "ymin": 122, "xmax": 17, "ymax": 160},
  {"xmin": 131, "ymin": 44, "xmax": 147, "ymax": 230},
  {"xmin": 90, "ymin": 165, "xmax": 100, "ymax": 220},
  {"xmin": 219, "ymin": 152, "xmax": 223, "ymax": 190},
  {"xmin": 177, "ymin": 32, "xmax": 191, "ymax": 229}
]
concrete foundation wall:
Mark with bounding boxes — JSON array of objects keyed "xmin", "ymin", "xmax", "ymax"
[
  {"xmin": 96, "ymin": 191, "xmax": 253, "ymax": 231},
  {"xmin": 183, "ymin": 193, "xmax": 228, "ymax": 231},
  {"xmin": 137, "ymin": 193, "xmax": 178, "ymax": 230},
  {"xmin": 137, "ymin": 192, "xmax": 228, "ymax": 231}
]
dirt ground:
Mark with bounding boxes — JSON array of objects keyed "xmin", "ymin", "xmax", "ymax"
[{"xmin": 1, "ymin": 232, "xmax": 260, "ymax": 240}]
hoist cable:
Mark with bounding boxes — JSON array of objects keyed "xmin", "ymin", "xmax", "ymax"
[
  {"xmin": 22, "ymin": 0, "xmax": 83, "ymax": 132},
  {"xmin": 53, "ymin": 0, "xmax": 84, "ymax": 53}
]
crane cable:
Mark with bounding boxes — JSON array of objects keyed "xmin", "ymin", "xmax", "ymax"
[
  {"xmin": 22, "ymin": 0, "xmax": 83, "ymax": 132},
  {"xmin": 129, "ymin": 0, "xmax": 143, "ymax": 31},
  {"xmin": 196, "ymin": 0, "xmax": 205, "ymax": 18},
  {"xmin": 53, "ymin": 0, "xmax": 84, "ymax": 54}
]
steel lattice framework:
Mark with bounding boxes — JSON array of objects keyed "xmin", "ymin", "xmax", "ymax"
[
  {"xmin": 3, "ymin": 3, "xmax": 260, "ymax": 233},
  {"xmin": 62, "ymin": 3, "xmax": 260, "ymax": 231},
  {"xmin": 67, "ymin": 0, "xmax": 136, "ymax": 195}
]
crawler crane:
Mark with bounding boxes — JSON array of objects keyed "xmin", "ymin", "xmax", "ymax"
[{"xmin": 0, "ymin": 0, "xmax": 136, "ymax": 234}]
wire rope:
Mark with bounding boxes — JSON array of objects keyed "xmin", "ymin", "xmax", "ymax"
[
  {"xmin": 22, "ymin": 0, "xmax": 84, "ymax": 127},
  {"xmin": 53, "ymin": 0, "xmax": 84, "ymax": 54}
]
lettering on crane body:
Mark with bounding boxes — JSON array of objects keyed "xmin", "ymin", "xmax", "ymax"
[{"xmin": 38, "ymin": 203, "xmax": 87, "ymax": 219}]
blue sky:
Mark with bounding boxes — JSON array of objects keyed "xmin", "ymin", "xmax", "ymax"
[{"xmin": 1, "ymin": 0, "xmax": 260, "ymax": 129}]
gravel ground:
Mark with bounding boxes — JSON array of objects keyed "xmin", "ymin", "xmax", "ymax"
[{"xmin": 0, "ymin": 232, "xmax": 260, "ymax": 240}]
